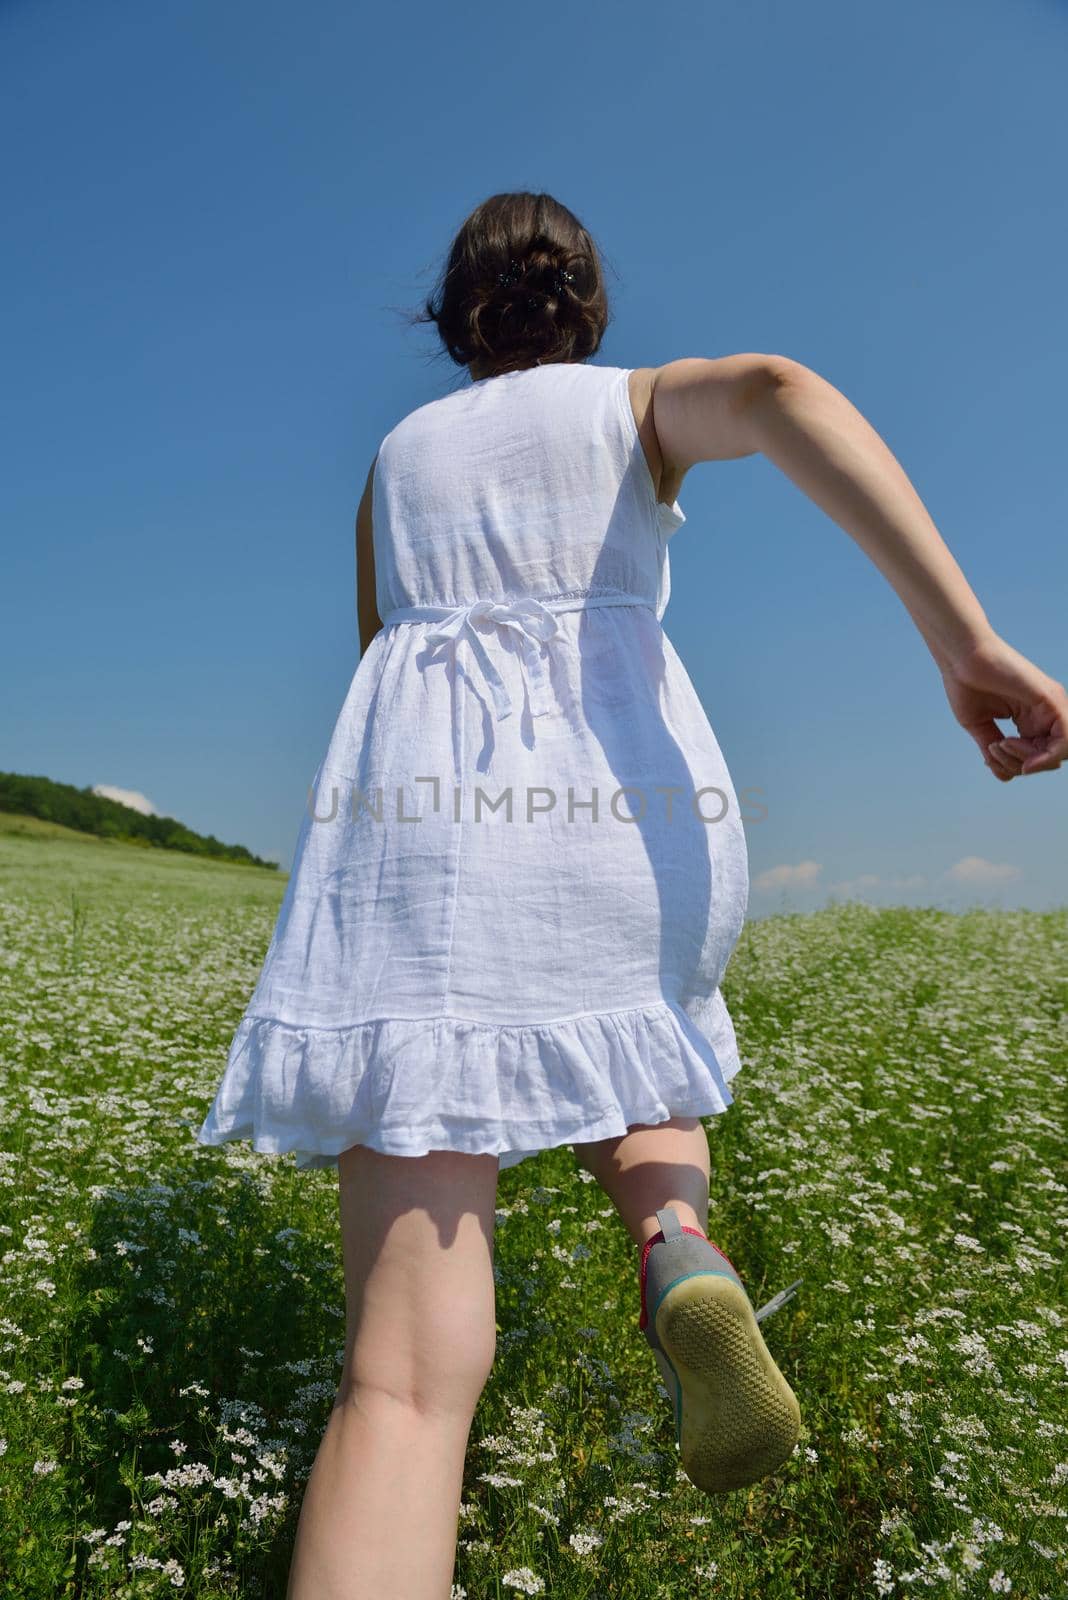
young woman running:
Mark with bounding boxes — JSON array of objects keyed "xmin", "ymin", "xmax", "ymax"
[{"xmin": 196, "ymin": 189, "xmax": 1067, "ymax": 1600}]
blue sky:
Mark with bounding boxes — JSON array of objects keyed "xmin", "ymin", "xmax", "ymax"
[{"xmin": 2, "ymin": 0, "xmax": 1065, "ymax": 917}]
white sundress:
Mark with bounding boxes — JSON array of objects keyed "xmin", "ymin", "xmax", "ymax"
[{"xmin": 196, "ymin": 361, "xmax": 750, "ymax": 1173}]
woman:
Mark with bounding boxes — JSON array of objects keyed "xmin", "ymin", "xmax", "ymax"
[{"xmin": 196, "ymin": 190, "xmax": 1067, "ymax": 1599}]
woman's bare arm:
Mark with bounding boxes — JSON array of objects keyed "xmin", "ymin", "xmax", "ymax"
[
  {"xmin": 651, "ymin": 355, "xmax": 991, "ymax": 668},
  {"xmin": 650, "ymin": 355, "xmax": 1068, "ymax": 780}
]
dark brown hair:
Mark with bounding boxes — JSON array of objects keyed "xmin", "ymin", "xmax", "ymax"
[{"xmin": 410, "ymin": 191, "xmax": 611, "ymax": 381}]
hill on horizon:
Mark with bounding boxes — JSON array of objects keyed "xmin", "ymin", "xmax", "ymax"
[{"xmin": 0, "ymin": 771, "xmax": 279, "ymax": 871}]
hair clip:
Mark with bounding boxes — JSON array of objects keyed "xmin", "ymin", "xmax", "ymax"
[{"xmin": 496, "ymin": 262, "xmax": 576, "ymax": 294}]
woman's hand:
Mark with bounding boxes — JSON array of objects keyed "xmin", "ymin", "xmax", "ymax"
[{"xmin": 939, "ymin": 633, "xmax": 1068, "ymax": 781}]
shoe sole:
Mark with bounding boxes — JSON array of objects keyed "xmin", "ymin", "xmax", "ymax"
[{"xmin": 654, "ymin": 1270, "xmax": 802, "ymax": 1494}]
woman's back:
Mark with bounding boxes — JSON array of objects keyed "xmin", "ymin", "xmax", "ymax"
[{"xmin": 372, "ymin": 361, "xmax": 686, "ymax": 621}]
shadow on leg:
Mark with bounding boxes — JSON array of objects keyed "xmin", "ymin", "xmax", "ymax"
[{"xmin": 573, "ymin": 1115, "xmax": 712, "ymax": 1246}]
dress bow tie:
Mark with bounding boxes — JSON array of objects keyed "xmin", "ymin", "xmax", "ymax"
[{"xmin": 422, "ymin": 596, "xmax": 561, "ymax": 724}]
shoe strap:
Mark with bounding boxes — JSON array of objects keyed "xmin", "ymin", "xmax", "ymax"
[{"xmin": 655, "ymin": 1207, "xmax": 684, "ymax": 1241}]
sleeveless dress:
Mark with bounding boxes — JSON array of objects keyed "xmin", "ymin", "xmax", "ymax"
[{"xmin": 195, "ymin": 362, "xmax": 750, "ymax": 1172}]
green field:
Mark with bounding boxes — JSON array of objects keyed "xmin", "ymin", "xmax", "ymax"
[{"xmin": 0, "ymin": 817, "xmax": 1065, "ymax": 1598}]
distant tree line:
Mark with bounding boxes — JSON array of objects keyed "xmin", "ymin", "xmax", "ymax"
[{"xmin": 0, "ymin": 771, "xmax": 279, "ymax": 870}]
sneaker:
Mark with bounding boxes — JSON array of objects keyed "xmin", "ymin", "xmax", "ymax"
[{"xmin": 638, "ymin": 1207, "xmax": 803, "ymax": 1494}]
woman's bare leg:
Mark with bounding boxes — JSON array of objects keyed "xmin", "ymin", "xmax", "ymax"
[
  {"xmin": 573, "ymin": 1116, "xmax": 712, "ymax": 1245},
  {"xmin": 285, "ymin": 1145, "xmax": 499, "ymax": 1600}
]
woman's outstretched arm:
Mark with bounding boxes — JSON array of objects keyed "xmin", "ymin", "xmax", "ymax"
[{"xmin": 650, "ymin": 355, "xmax": 1068, "ymax": 781}]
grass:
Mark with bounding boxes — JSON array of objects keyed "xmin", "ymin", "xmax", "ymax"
[{"xmin": 0, "ymin": 821, "xmax": 1064, "ymax": 1597}]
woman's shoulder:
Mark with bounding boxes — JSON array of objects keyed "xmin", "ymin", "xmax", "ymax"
[{"xmin": 377, "ymin": 360, "xmax": 653, "ymax": 461}]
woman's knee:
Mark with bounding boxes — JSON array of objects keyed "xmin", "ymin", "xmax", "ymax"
[{"xmin": 335, "ymin": 1145, "xmax": 499, "ymax": 1414}]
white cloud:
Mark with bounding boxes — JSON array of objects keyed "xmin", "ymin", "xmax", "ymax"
[
  {"xmin": 753, "ymin": 861, "xmax": 822, "ymax": 891},
  {"xmin": 943, "ymin": 856, "xmax": 1021, "ymax": 885},
  {"xmin": 92, "ymin": 784, "xmax": 159, "ymax": 817}
]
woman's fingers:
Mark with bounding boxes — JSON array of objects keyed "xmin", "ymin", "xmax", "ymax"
[
  {"xmin": 987, "ymin": 740, "xmax": 1024, "ymax": 779},
  {"xmin": 995, "ymin": 721, "xmax": 1068, "ymax": 775}
]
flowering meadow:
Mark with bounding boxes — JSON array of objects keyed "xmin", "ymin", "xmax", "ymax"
[{"xmin": 0, "ymin": 815, "xmax": 1065, "ymax": 1597}]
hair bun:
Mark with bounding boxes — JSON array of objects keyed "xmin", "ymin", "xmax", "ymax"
[{"xmin": 412, "ymin": 191, "xmax": 608, "ymax": 378}]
